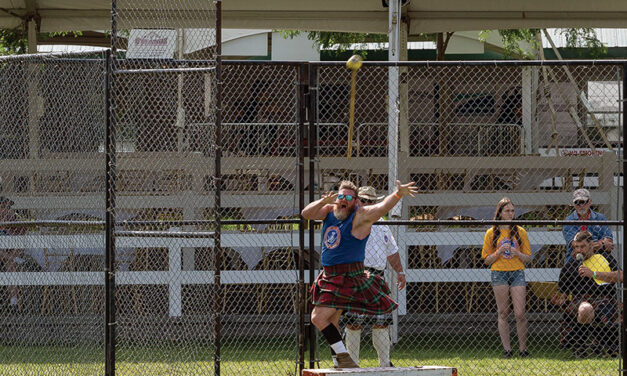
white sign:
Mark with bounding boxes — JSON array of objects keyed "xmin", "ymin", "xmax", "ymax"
[
  {"xmin": 127, "ymin": 29, "xmax": 177, "ymax": 59},
  {"xmin": 538, "ymin": 148, "xmax": 614, "ymax": 157}
]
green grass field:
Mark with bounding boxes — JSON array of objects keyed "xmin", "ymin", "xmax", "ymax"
[{"xmin": 0, "ymin": 335, "xmax": 619, "ymax": 376}]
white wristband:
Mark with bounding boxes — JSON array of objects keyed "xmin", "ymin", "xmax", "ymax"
[{"xmin": 398, "ymin": 272, "xmax": 405, "ymax": 275}]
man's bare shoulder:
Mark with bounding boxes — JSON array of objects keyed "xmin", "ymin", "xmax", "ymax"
[{"xmin": 354, "ymin": 206, "xmax": 377, "ymax": 224}]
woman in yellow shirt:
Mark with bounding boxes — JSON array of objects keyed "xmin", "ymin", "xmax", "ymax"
[{"xmin": 482, "ymin": 197, "xmax": 532, "ymax": 358}]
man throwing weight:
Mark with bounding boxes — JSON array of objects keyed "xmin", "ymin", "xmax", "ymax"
[{"xmin": 302, "ymin": 179, "xmax": 417, "ymax": 368}]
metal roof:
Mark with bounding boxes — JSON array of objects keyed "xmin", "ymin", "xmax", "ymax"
[{"xmin": 1, "ymin": 1, "xmax": 627, "ymax": 36}]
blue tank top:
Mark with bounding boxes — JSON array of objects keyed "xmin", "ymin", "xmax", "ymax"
[{"xmin": 321, "ymin": 210, "xmax": 369, "ymax": 266}]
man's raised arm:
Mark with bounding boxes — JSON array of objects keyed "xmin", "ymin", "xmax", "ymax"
[{"xmin": 301, "ymin": 191, "xmax": 337, "ymax": 220}]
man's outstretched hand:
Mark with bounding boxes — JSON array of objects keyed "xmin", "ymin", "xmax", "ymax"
[
  {"xmin": 320, "ymin": 191, "xmax": 338, "ymax": 205},
  {"xmin": 396, "ymin": 180, "xmax": 418, "ymax": 198}
]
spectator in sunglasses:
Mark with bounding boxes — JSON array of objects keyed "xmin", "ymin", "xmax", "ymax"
[
  {"xmin": 302, "ymin": 179, "xmax": 417, "ymax": 368},
  {"xmin": 562, "ymin": 189, "xmax": 613, "ymax": 263}
]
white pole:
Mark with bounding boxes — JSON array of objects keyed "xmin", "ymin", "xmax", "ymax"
[
  {"xmin": 387, "ymin": 0, "xmax": 402, "ymax": 346},
  {"xmin": 388, "ymin": 0, "xmax": 401, "ymax": 218}
]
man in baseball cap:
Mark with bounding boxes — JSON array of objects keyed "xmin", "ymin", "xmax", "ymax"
[
  {"xmin": 572, "ymin": 188, "xmax": 590, "ymax": 203},
  {"xmin": 562, "ymin": 188, "xmax": 613, "ymax": 263}
]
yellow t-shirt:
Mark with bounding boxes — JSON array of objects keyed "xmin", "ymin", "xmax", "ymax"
[{"xmin": 482, "ymin": 227, "xmax": 531, "ymax": 271}]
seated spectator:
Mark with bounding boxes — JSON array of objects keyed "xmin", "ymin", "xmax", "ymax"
[
  {"xmin": 551, "ymin": 231, "xmax": 621, "ymax": 358},
  {"xmin": 562, "ymin": 189, "xmax": 613, "ymax": 263}
]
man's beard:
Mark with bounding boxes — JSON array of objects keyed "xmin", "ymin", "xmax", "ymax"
[{"xmin": 333, "ymin": 206, "xmax": 353, "ymax": 221}]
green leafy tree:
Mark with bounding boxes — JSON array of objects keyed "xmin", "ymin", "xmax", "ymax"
[
  {"xmin": 480, "ymin": 29, "xmax": 539, "ymax": 58},
  {"xmin": 279, "ymin": 30, "xmax": 387, "ymax": 58},
  {"xmin": 559, "ymin": 28, "xmax": 607, "ymax": 58},
  {"xmin": 0, "ymin": 28, "xmax": 83, "ymax": 56},
  {"xmin": 483, "ymin": 28, "xmax": 606, "ymax": 59},
  {"xmin": 283, "ymin": 28, "xmax": 606, "ymax": 60},
  {"xmin": 0, "ymin": 28, "xmax": 28, "ymax": 55}
]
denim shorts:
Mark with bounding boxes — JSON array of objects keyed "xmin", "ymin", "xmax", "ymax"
[{"xmin": 491, "ymin": 269, "xmax": 526, "ymax": 287}]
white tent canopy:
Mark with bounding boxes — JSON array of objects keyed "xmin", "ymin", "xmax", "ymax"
[{"xmin": 1, "ymin": 0, "xmax": 626, "ymax": 35}]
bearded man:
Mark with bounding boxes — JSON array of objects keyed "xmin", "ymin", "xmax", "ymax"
[{"xmin": 301, "ymin": 179, "xmax": 417, "ymax": 368}]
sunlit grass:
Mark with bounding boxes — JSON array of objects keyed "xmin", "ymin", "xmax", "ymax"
[{"xmin": 0, "ymin": 334, "xmax": 618, "ymax": 376}]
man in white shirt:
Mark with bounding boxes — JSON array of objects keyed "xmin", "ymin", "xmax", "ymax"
[{"xmin": 341, "ymin": 186, "xmax": 406, "ymax": 367}]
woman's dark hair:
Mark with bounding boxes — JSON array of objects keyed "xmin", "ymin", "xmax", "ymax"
[{"xmin": 491, "ymin": 197, "xmax": 522, "ymax": 249}]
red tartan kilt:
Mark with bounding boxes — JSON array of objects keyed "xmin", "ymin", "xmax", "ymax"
[{"xmin": 310, "ymin": 262, "xmax": 398, "ymax": 315}]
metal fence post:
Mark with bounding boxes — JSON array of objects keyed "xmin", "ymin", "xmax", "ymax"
[
  {"xmin": 105, "ymin": 1, "xmax": 119, "ymax": 373},
  {"xmin": 307, "ymin": 64, "xmax": 318, "ymax": 369},
  {"xmin": 104, "ymin": 46, "xmax": 117, "ymax": 376},
  {"xmin": 622, "ymin": 62, "xmax": 626, "ymax": 375},
  {"xmin": 214, "ymin": 2, "xmax": 223, "ymax": 375},
  {"xmin": 298, "ymin": 62, "xmax": 307, "ymax": 375}
]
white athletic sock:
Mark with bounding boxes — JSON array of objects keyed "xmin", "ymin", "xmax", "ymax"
[
  {"xmin": 372, "ymin": 327, "xmax": 391, "ymax": 367},
  {"xmin": 330, "ymin": 340, "xmax": 347, "ymax": 355},
  {"xmin": 344, "ymin": 327, "xmax": 361, "ymax": 365}
]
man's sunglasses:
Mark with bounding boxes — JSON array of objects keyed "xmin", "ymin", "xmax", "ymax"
[
  {"xmin": 336, "ymin": 194, "xmax": 354, "ymax": 201},
  {"xmin": 574, "ymin": 199, "xmax": 589, "ymax": 206}
]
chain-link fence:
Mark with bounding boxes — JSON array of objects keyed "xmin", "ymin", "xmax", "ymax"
[
  {"xmin": 0, "ymin": 51, "xmax": 107, "ymax": 375},
  {"xmin": 0, "ymin": 46, "xmax": 624, "ymax": 376},
  {"xmin": 308, "ymin": 61, "xmax": 624, "ymax": 376},
  {"xmin": 218, "ymin": 61, "xmax": 304, "ymax": 376},
  {"xmin": 109, "ymin": 1, "xmax": 219, "ymax": 375}
]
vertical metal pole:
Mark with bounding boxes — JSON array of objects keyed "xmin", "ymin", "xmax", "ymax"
[
  {"xmin": 104, "ymin": 48, "xmax": 117, "ymax": 376},
  {"xmin": 308, "ymin": 64, "xmax": 317, "ymax": 369},
  {"xmin": 387, "ymin": 0, "xmax": 401, "ymax": 217},
  {"xmin": 297, "ymin": 63, "xmax": 306, "ymax": 375},
  {"xmin": 622, "ymin": 62, "xmax": 626, "ymax": 374},
  {"xmin": 105, "ymin": 1, "xmax": 118, "ymax": 373},
  {"xmin": 617, "ymin": 66, "xmax": 623, "ymax": 236},
  {"xmin": 214, "ymin": 2, "xmax": 223, "ymax": 376}
]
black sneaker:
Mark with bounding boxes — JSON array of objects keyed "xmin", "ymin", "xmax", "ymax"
[
  {"xmin": 503, "ymin": 350, "xmax": 513, "ymax": 359},
  {"xmin": 519, "ymin": 350, "xmax": 530, "ymax": 358}
]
